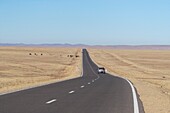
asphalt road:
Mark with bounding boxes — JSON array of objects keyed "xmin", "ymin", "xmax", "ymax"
[{"xmin": 0, "ymin": 49, "xmax": 144, "ymax": 113}]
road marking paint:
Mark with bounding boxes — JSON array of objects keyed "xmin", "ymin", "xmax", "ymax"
[
  {"xmin": 92, "ymin": 80, "xmax": 94, "ymax": 82},
  {"xmin": 69, "ymin": 91, "xmax": 75, "ymax": 94},
  {"xmin": 126, "ymin": 80, "xmax": 139, "ymax": 113},
  {"xmin": 84, "ymin": 50, "xmax": 139, "ymax": 113},
  {"xmin": 46, "ymin": 99, "xmax": 57, "ymax": 104},
  {"xmin": 81, "ymin": 49, "xmax": 84, "ymax": 77},
  {"xmin": 88, "ymin": 82, "xmax": 91, "ymax": 85},
  {"xmin": 81, "ymin": 85, "xmax": 85, "ymax": 88}
]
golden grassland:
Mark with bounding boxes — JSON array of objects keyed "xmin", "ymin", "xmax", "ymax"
[
  {"xmin": 1, "ymin": 46, "xmax": 169, "ymax": 112},
  {"xmin": 0, "ymin": 46, "xmax": 81, "ymax": 94},
  {"xmin": 89, "ymin": 48, "xmax": 170, "ymax": 113}
]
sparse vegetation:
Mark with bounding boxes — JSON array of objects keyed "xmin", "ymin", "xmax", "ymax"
[{"xmin": 0, "ymin": 47, "xmax": 82, "ymax": 94}]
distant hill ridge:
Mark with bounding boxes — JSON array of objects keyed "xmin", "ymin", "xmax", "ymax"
[{"xmin": 0, "ymin": 43, "xmax": 170, "ymax": 50}]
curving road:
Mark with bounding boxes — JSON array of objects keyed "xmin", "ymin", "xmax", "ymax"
[{"xmin": 0, "ymin": 49, "xmax": 144, "ymax": 113}]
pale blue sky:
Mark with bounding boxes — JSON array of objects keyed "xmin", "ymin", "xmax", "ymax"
[{"xmin": 0, "ymin": 0, "xmax": 170, "ymax": 45}]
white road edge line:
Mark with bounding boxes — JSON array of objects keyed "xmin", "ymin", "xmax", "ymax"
[
  {"xmin": 81, "ymin": 85, "xmax": 85, "ymax": 88},
  {"xmin": 46, "ymin": 99, "xmax": 57, "ymax": 104},
  {"xmin": 88, "ymin": 82, "xmax": 91, "ymax": 84},
  {"xmin": 126, "ymin": 79, "xmax": 139, "ymax": 113},
  {"xmin": 81, "ymin": 49, "xmax": 84, "ymax": 77},
  {"xmin": 113, "ymin": 74, "xmax": 140, "ymax": 113},
  {"xmin": 87, "ymin": 50, "xmax": 139, "ymax": 113},
  {"xmin": 69, "ymin": 91, "xmax": 75, "ymax": 94}
]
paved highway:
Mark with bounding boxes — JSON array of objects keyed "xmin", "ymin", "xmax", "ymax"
[{"xmin": 0, "ymin": 49, "xmax": 144, "ymax": 113}]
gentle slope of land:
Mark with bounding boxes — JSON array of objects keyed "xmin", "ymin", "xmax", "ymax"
[
  {"xmin": 89, "ymin": 49, "xmax": 170, "ymax": 113},
  {"xmin": 0, "ymin": 47, "xmax": 81, "ymax": 94}
]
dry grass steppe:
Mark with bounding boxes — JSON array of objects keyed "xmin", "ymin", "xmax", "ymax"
[
  {"xmin": 89, "ymin": 48, "xmax": 170, "ymax": 113},
  {"xmin": 1, "ymin": 46, "xmax": 170, "ymax": 113},
  {"xmin": 0, "ymin": 46, "xmax": 81, "ymax": 94}
]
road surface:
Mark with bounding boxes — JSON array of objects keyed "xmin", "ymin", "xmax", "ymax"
[{"xmin": 0, "ymin": 49, "xmax": 144, "ymax": 113}]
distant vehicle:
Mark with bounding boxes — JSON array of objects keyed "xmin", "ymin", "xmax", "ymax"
[{"xmin": 98, "ymin": 67, "xmax": 106, "ymax": 74}]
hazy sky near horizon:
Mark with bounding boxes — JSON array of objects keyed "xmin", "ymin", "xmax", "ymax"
[{"xmin": 0, "ymin": 0, "xmax": 170, "ymax": 45}]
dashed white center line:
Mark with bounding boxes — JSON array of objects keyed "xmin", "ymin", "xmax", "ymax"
[
  {"xmin": 88, "ymin": 82, "xmax": 91, "ymax": 85},
  {"xmin": 46, "ymin": 99, "xmax": 57, "ymax": 104},
  {"xmin": 81, "ymin": 85, "xmax": 85, "ymax": 88},
  {"xmin": 69, "ymin": 91, "xmax": 75, "ymax": 94}
]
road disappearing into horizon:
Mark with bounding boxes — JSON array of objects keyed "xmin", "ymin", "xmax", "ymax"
[{"xmin": 0, "ymin": 49, "xmax": 144, "ymax": 113}]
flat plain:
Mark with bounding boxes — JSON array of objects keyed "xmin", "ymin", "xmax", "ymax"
[
  {"xmin": 0, "ymin": 46, "xmax": 81, "ymax": 94},
  {"xmin": 1, "ymin": 46, "xmax": 170, "ymax": 113},
  {"xmin": 89, "ymin": 48, "xmax": 170, "ymax": 113}
]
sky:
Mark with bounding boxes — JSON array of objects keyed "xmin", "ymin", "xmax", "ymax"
[{"xmin": 0, "ymin": 0, "xmax": 170, "ymax": 45}]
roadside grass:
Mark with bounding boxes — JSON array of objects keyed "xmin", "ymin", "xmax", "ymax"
[{"xmin": 0, "ymin": 47, "xmax": 81, "ymax": 94}]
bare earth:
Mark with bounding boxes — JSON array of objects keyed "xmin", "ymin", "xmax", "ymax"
[
  {"xmin": 1, "ymin": 47, "xmax": 170, "ymax": 113},
  {"xmin": 0, "ymin": 47, "xmax": 81, "ymax": 94},
  {"xmin": 89, "ymin": 48, "xmax": 170, "ymax": 113}
]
